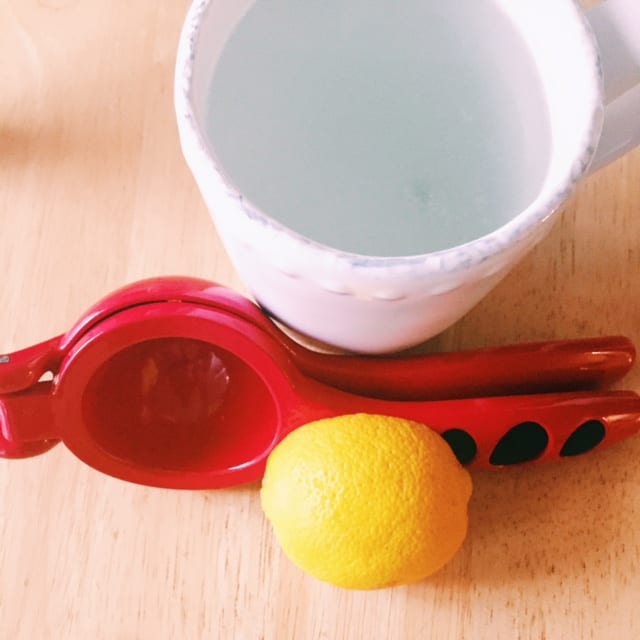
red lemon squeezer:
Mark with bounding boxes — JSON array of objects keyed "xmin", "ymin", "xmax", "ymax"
[{"xmin": 0, "ymin": 277, "xmax": 638, "ymax": 489}]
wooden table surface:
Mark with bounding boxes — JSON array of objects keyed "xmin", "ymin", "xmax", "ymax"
[{"xmin": 1, "ymin": 2, "xmax": 639, "ymax": 638}]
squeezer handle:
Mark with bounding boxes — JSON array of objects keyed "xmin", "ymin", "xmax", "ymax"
[
  {"xmin": 0, "ymin": 382, "xmax": 60, "ymax": 458},
  {"xmin": 0, "ymin": 336, "xmax": 62, "ymax": 394},
  {"xmin": 297, "ymin": 336, "xmax": 636, "ymax": 400}
]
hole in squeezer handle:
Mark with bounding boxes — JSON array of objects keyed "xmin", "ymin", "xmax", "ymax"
[{"xmin": 442, "ymin": 420, "xmax": 607, "ymax": 467}]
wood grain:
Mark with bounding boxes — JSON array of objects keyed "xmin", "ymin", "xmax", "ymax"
[{"xmin": 1, "ymin": 1, "xmax": 639, "ymax": 638}]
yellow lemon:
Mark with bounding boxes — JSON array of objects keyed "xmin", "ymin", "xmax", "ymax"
[{"xmin": 260, "ymin": 414, "xmax": 473, "ymax": 590}]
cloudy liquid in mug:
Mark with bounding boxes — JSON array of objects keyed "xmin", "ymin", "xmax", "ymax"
[{"xmin": 207, "ymin": 0, "xmax": 551, "ymax": 257}]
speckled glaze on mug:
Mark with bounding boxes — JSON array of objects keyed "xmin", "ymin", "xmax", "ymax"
[{"xmin": 175, "ymin": 0, "xmax": 640, "ymax": 353}]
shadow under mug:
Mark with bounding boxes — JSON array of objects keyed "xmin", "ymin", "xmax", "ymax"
[{"xmin": 175, "ymin": 0, "xmax": 640, "ymax": 353}]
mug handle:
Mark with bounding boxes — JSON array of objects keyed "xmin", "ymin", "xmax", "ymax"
[
  {"xmin": 586, "ymin": 0, "xmax": 640, "ymax": 173},
  {"xmin": 0, "ymin": 382, "xmax": 60, "ymax": 458}
]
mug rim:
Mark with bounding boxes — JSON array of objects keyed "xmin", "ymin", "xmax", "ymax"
[{"xmin": 174, "ymin": 0, "xmax": 604, "ymax": 275}]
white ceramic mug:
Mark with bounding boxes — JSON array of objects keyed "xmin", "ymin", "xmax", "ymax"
[{"xmin": 175, "ymin": 0, "xmax": 640, "ymax": 353}]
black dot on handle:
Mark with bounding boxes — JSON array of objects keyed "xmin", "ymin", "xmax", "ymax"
[
  {"xmin": 490, "ymin": 422, "xmax": 549, "ymax": 466},
  {"xmin": 441, "ymin": 429, "xmax": 477, "ymax": 465},
  {"xmin": 560, "ymin": 420, "xmax": 606, "ymax": 457}
]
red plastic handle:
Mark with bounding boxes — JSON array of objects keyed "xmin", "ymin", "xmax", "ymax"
[
  {"xmin": 0, "ymin": 382, "xmax": 60, "ymax": 458},
  {"xmin": 289, "ymin": 335, "xmax": 636, "ymax": 400},
  {"xmin": 287, "ymin": 385, "xmax": 640, "ymax": 470},
  {"xmin": 0, "ymin": 336, "xmax": 63, "ymax": 394}
]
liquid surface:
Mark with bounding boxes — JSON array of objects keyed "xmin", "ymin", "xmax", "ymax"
[{"xmin": 207, "ymin": 0, "xmax": 551, "ymax": 256}]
